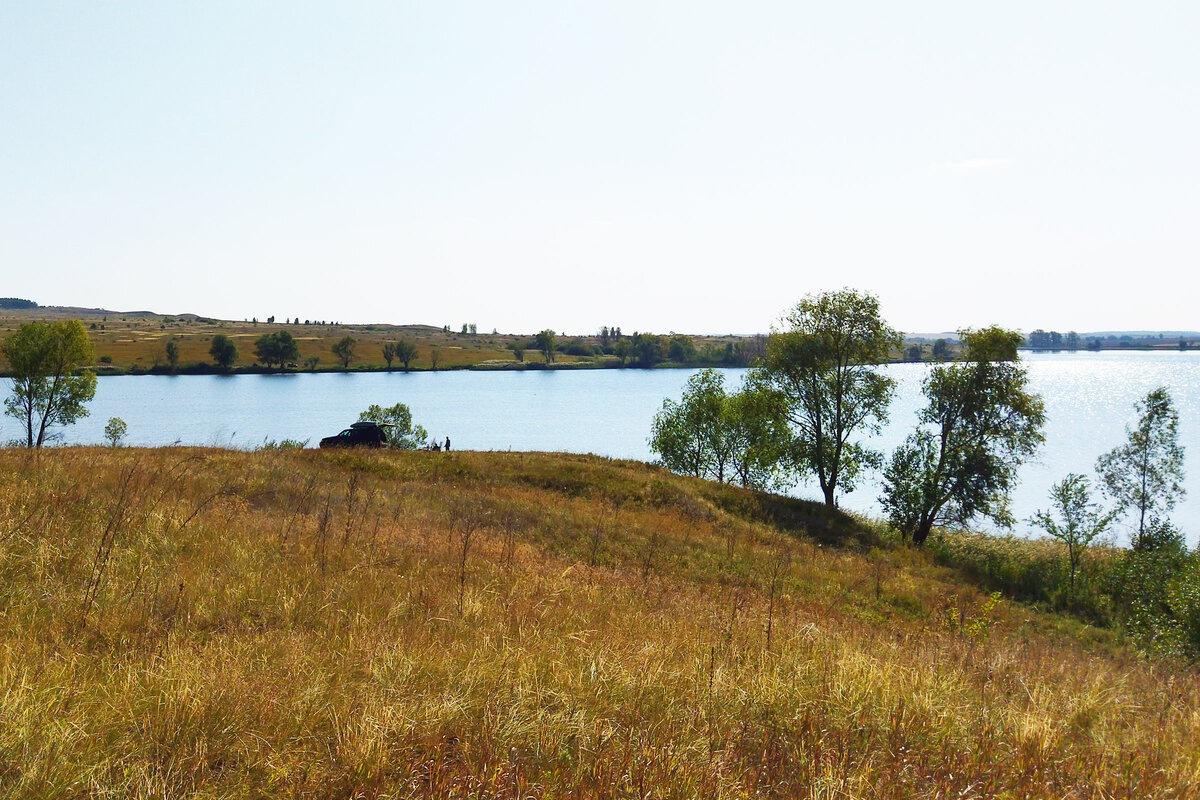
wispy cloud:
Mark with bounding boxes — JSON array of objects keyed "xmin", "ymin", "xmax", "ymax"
[{"xmin": 940, "ymin": 157, "xmax": 1014, "ymax": 171}]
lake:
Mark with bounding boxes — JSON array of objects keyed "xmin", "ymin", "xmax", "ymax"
[{"xmin": 5, "ymin": 351, "xmax": 1199, "ymax": 542}]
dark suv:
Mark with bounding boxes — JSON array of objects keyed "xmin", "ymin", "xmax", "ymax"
[{"xmin": 319, "ymin": 421, "xmax": 389, "ymax": 449}]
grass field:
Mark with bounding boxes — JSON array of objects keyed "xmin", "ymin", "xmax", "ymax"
[
  {"xmin": 2, "ymin": 446, "xmax": 1197, "ymax": 797},
  {"xmin": 0, "ymin": 308, "xmax": 751, "ymax": 374}
]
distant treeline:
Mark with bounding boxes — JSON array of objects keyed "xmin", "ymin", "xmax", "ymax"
[
  {"xmin": 1027, "ymin": 330, "xmax": 1194, "ymax": 350},
  {"xmin": 0, "ymin": 298, "xmax": 38, "ymax": 309},
  {"xmin": 519, "ymin": 329, "xmax": 767, "ymax": 368}
]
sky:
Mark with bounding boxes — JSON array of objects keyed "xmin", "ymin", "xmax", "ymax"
[{"xmin": 2, "ymin": 1, "xmax": 1197, "ymax": 335}]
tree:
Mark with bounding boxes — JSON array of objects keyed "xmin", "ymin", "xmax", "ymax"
[
  {"xmin": 1096, "ymin": 387, "xmax": 1186, "ymax": 545},
  {"xmin": 1, "ymin": 319, "xmax": 97, "ymax": 448},
  {"xmin": 395, "ymin": 339, "xmax": 417, "ymax": 371},
  {"xmin": 358, "ymin": 403, "xmax": 428, "ymax": 449},
  {"xmin": 725, "ymin": 378, "xmax": 791, "ymax": 490},
  {"xmin": 254, "ymin": 330, "xmax": 299, "ymax": 369},
  {"xmin": 649, "ymin": 369, "xmax": 788, "ymax": 489},
  {"xmin": 753, "ymin": 289, "xmax": 901, "ymax": 508},
  {"xmin": 535, "ymin": 329, "xmax": 556, "ymax": 364},
  {"xmin": 509, "ymin": 342, "xmax": 524, "ymax": 362},
  {"xmin": 332, "ymin": 335, "xmax": 357, "ymax": 368},
  {"xmin": 104, "ymin": 416, "xmax": 127, "ymax": 447},
  {"xmin": 880, "ymin": 327, "xmax": 1045, "ymax": 545},
  {"xmin": 631, "ymin": 333, "xmax": 667, "ymax": 367},
  {"xmin": 1032, "ymin": 474, "xmax": 1116, "ymax": 597},
  {"xmin": 165, "ymin": 339, "xmax": 179, "ymax": 370},
  {"xmin": 613, "ymin": 338, "xmax": 632, "ymax": 366},
  {"xmin": 932, "ymin": 338, "xmax": 949, "ymax": 360},
  {"xmin": 668, "ymin": 335, "xmax": 695, "ymax": 363},
  {"xmin": 650, "ymin": 369, "xmax": 728, "ymax": 481},
  {"xmin": 209, "ymin": 334, "xmax": 237, "ymax": 370},
  {"xmin": 381, "ymin": 342, "xmax": 396, "ymax": 368}
]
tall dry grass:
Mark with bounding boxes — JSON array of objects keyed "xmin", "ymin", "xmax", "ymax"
[{"xmin": 1, "ymin": 446, "xmax": 1197, "ymax": 798}]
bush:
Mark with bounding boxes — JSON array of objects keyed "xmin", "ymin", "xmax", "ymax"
[
  {"xmin": 561, "ymin": 339, "xmax": 595, "ymax": 357},
  {"xmin": 256, "ymin": 438, "xmax": 309, "ymax": 450}
]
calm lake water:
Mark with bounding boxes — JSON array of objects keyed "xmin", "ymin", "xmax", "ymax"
[{"xmin": 7, "ymin": 351, "xmax": 1199, "ymax": 542}]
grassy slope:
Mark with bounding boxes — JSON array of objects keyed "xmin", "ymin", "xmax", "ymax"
[
  {"xmin": 0, "ymin": 310, "xmax": 749, "ymax": 373},
  {"xmin": 1, "ymin": 447, "xmax": 1197, "ymax": 798}
]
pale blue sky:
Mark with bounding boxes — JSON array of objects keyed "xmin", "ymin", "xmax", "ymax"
[{"xmin": 2, "ymin": 2, "xmax": 1197, "ymax": 334}]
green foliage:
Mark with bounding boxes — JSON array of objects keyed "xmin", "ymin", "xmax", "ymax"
[
  {"xmin": 882, "ymin": 327, "xmax": 1045, "ymax": 544},
  {"xmin": 932, "ymin": 338, "xmax": 949, "ymax": 360},
  {"xmin": 253, "ymin": 330, "xmax": 299, "ymax": 369},
  {"xmin": 649, "ymin": 369, "xmax": 727, "ymax": 481},
  {"xmin": 164, "ymin": 339, "xmax": 179, "ymax": 369},
  {"xmin": 332, "ymin": 335, "xmax": 357, "ymax": 368},
  {"xmin": 394, "ymin": 339, "xmax": 417, "ymax": 370},
  {"xmin": 381, "ymin": 342, "xmax": 396, "ymax": 367},
  {"xmin": 561, "ymin": 339, "xmax": 595, "ymax": 357},
  {"xmin": 535, "ymin": 330, "xmax": 556, "ymax": 364},
  {"xmin": 103, "ymin": 417, "xmax": 127, "ymax": 447},
  {"xmin": 1032, "ymin": 474, "xmax": 1116, "ymax": 597},
  {"xmin": 208, "ymin": 334, "xmax": 237, "ymax": 370},
  {"xmin": 754, "ymin": 289, "xmax": 901, "ymax": 507},
  {"xmin": 649, "ymin": 369, "xmax": 788, "ymax": 490},
  {"xmin": 1, "ymin": 319, "xmax": 97, "ymax": 448},
  {"xmin": 1109, "ymin": 518, "xmax": 1190, "ymax": 654},
  {"xmin": 257, "ymin": 437, "xmax": 309, "ymax": 450},
  {"xmin": 613, "ymin": 338, "xmax": 632, "ymax": 366},
  {"xmin": 964, "ymin": 326, "xmax": 1022, "ymax": 361},
  {"xmin": 1096, "ymin": 387, "xmax": 1186, "ymax": 544},
  {"xmin": 667, "ymin": 335, "xmax": 695, "ymax": 363},
  {"xmin": 358, "ymin": 403, "xmax": 428, "ymax": 449},
  {"xmin": 508, "ymin": 342, "xmax": 524, "ymax": 362},
  {"xmin": 631, "ymin": 333, "xmax": 667, "ymax": 367}
]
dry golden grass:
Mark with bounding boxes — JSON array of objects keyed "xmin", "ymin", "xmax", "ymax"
[{"xmin": 1, "ymin": 446, "xmax": 1198, "ymax": 798}]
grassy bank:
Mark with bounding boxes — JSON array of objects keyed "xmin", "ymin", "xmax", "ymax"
[
  {"xmin": 0, "ymin": 309, "xmax": 750, "ymax": 374},
  {"xmin": 2, "ymin": 447, "xmax": 1198, "ymax": 797}
]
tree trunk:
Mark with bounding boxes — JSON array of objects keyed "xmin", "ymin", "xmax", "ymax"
[
  {"xmin": 913, "ymin": 518, "xmax": 933, "ymax": 546},
  {"xmin": 822, "ymin": 483, "xmax": 836, "ymax": 509}
]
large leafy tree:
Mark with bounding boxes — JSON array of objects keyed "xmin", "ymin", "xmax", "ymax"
[
  {"xmin": 208, "ymin": 334, "xmax": 238, "ymax": 370},
  {"xmin": 332, "ymin": 335, "xmax": 356, "ymax": 368},
  {"xmin": 535, "ymin": 330, "xmax": 557, "ymax": 364},
  {"xmin": 2, "ymin": 319, "xmax": 97, "ymax": 448},
  {"xmin": 358, "ymin": 403, "xmax": 428, "ymax": 449},
  {"xmin": 1096, "ymin": 387, "xmax": 1185, "ymax": 545},
  {"xmin": 254, "ymin": 330, "xmax": 299, "ymax": 370},
  {"xmin": 649, "ymin": 369, "xmax": 788, "ymax": 490},
  {"xmin": 394, "ymin": 339, "xmax": 418, "ymax": 371},
  {"xmin": 881, "ymin": 327, "xmax": 1045, "ymax": 545},
  {"xmin": 753, "ymin": 289, "xmax": 901, "ymax": 507}
]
